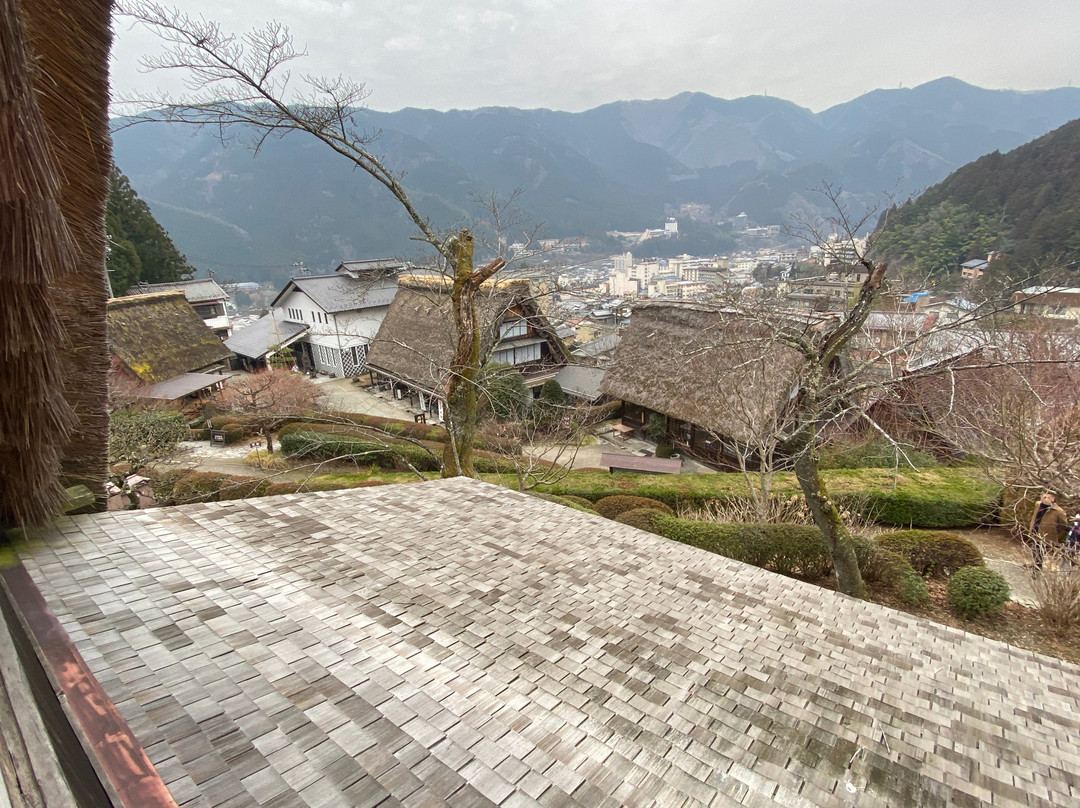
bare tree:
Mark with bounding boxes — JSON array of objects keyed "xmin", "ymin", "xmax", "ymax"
[
  {"xmin": 220, "ymin": 368, "xmax": 324, "ymax": 453},
  {"xmin": 711, "ymin": 187, "xmax": 1080, "ymax": 596},
  {"xmin": 117, "ymin": 2, "xmax": 505, "ymax": 477}
]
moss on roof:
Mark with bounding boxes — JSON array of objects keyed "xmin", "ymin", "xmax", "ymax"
[{"xmin": 107, "ymin": 291, "xmax": 233, "ymax": 383}]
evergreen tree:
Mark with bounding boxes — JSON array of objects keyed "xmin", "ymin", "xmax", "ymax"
[
  {"xmin": 875, "ymin": 118, "xmax": 1080, "ymax": 281},
  {"xmin": 106, "ymin": 165, "xmax": 194, "ymax": 293}
]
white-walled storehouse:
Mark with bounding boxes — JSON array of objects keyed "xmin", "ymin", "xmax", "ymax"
[{"xmin": 269, "ymin": 264, "xmax": 401, "ymax": 377}]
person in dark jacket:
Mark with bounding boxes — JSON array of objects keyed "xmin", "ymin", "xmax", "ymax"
[{"xmin": 1029, "ymin": 490, "xmax": 1069, "ymax": 569}]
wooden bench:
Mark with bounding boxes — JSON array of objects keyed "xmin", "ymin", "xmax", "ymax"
[{"xmin": 600, "ymin": 453, "xmax": 682, "ymax": 475}]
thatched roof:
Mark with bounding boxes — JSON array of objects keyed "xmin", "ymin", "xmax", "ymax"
[
  {"xmin": 107, "ymin": 292, "xmax": 234, "ymax": 383},
  {"xmin": 600, "ymin": 301, "xmax": 811, "ymax": 443},
  {"xmin": 1, "ymin": 0, "xmax": 111, "ymax": 526},
  {"xmin": 367, "ymin": 275, "xmax": 569, "ymax": 395}
]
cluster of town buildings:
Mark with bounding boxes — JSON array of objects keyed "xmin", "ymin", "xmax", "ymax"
[{"xmin": 107, "ymin": 243, "xmax": 1080, "ymax": 475}]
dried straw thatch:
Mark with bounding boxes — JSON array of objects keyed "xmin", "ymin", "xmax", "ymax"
[
  {"xmin": 1, "ymin": 0, "xmax": 111, "ymax": 527},
  {"xmin": 367, "ymin": 275, "xmax": 569, "ymax": 395},
  {"xmin": 600, "ymin": 301, "xmax": 808, "ymax": 444},
  {"xmin": 107, "ymin": 292, "xmax": 235, "ymax": 383}
]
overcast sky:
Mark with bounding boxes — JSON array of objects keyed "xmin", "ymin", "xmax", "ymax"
[{"xmin": 111, "ymin": 0, "xmax": 1080, "ymax": 113}]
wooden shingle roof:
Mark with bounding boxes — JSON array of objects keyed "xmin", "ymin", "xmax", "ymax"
[
  {"xmin": 107, "ymin": 291, "xmax": 234, "ymax": 383},
  {"xmin": 12, "ymin": 478, "xmax": 1080, "ymax": 807}
]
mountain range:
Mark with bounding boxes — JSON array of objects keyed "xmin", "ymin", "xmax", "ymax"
[{"xmin": 110, "ymin": 78, "xmax": 1080, "ymax": 284}]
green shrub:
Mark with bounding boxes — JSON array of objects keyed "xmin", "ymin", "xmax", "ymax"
[
  {"xmin": 655, "ymin": 444, "xmax": 674, "ymax": 459},
  {"xmin": 877, "ymin": 530, "xmax": 983, "ymax": 578},
  {"xmin": 651, "ymin": 514, "xmax": 747, "ymax": 561},
  {"xmin": 109, "ymin": 410, "xmax": 188, "ymax": 466},
  {"xmin": 218, "ymin": 479, "xmax": 271, "ymax": 500},
  {"xmin": 756, "ymin": 524, "xmax": 832, "ymax": 578},
  {"xmin": 947, "ymin": 567, "xmax": 1011, "ymax": 619},
  {"xmin": 842, "ymin": 489, "xmax": 991, "ymax": 529},
  {"xmin": 530, "ymin": 492, "xmax": 598, "ymax": 514},
  {"xmin": 170, "ymin": 471, "xmax": 236, "ymax": 503},
  {"xmin": 473, "ymin": 455, "xmax": 522, "ymax": 475},
  {"xmin": 535, "ymin": 468, "xmax": 1000, "ymax": 528},
  {"xmin": 262, "ymin": 480, "xmax": 351, "ymax": 496},
  {"xmin": 279, "ymin": 413, "xmax": 449, "ymax": 444},
  {"xmin": 594, "ymin": 495, "xmax": 674, "ymax": 520},
  {"xmin": 851, "ymin": 535, "xmax": 929, "ymax": 606},
  {"xmin": 645, "ymin": 413, "xmax": 667, "ymax": 442},
  {"xmin": 558, "ymin": 495, "xmax": 596, "ymax": 510},
  {"xmin": 482, "ymin": 363, "xmax": 530, "ymax": 421},
  {"xmin": 615, "ymin": 508, "xmax": 664, "ymax": 533},
  {"xmin": 279, "ymin": 429, "xmax": 441, "ymax": 472},
  {"xmin": 190, "ymin": 428, "xmax": 211, "ymax": 441},
  {"xmin": 645, "ymin": 515, "xmax": 830, "ymax": 578},
  {"xmin": 820, "ymin": 438, "xmax": 937, "ymax": 470},
  {"xmin": 145, "ymin": 468, "xmax": 192, "ymax": 503},
  {"xmin": 222, "ymin": 427, "xmax": 246, "ymax": 444}
]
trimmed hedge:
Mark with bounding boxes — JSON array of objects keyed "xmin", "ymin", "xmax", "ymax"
[
  {"xmin": 170, "ymin": 471, "xmax": 240, "ymax": 503},
  {"xmin": 279, "ymin": 428, "xmax": 442, "ymax": 472},
  {"xmin": 614, "ymin": 508, "xmax": 664, "ymax": 533},
  {"xmin": 948, "ymin": 567, "xmax": 1011, "ymax": 619},
  {"xmin": 535, "ymin": 468, "xmax": 999, "ymax": 529},
  {"xmin": 851, "ymin": 535, "xmax": 929, "ymax": 606},
  {"xmin": 530, "ymin": 493, "xmax": 598, "ymax": 514},
  {"xmin": 646, "ymin": 514, "xmax": 832, "ymax": 578},
  {"xmin": 281, "ymin": 411, "xmax": 450, "ymax": 444},
  {"xmin": 558, "ymin": 495, "xmax": 596, "ymax": 510},
  {"xmin": 877, "ymin": 530, "xmax": 984, "ymax": 578},
  {"xmin": 593, "ymin": 495, "xmax": 674, "ymax": 520},
  {"xmin": 843, "ymin": 489, "xmax": 992, "ymax": 529}
]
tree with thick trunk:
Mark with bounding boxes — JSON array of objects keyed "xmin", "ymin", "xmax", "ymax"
[
  {"xmin": 118, "ymin": 2, "xmax": 509, "ymax": 478},
  {"xmin": 441, "ymin": 232, "xmax": 504, "ymax": 476}
]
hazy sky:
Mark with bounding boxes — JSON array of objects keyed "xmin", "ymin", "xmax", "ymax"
[{"xmin": 111, "ymin": 0, "xmax": 1080, "ymax": 113}]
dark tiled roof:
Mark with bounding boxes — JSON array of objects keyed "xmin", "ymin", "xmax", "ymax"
[
  {"xmin": 553, "ymin": 364, "xmax": 606, "ymax": 401},
  {"xmin": 225, "ymin": 310, "xmax": 308, "ymax": 360},
  {"xmin": 16, "ymin": 478, "xmax": 1080, "ymax": 807},
  {"xmin": 571, "ymin": 332, "xmax": 620, "ymax": 358},
  {"xmin": 133, "ymin": 278, "xmax": 229, "ymax": 304},
  {"xmin": 134, "ymin": 371, "xmax": 224, "ymax": 400},
  {"xmin": 273, "ymin": 274, "xmax": 399, "ymax": 314}
]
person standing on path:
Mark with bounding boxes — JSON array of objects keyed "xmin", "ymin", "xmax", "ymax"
[{"xmin": 1029, "ymin": 490, "xmax": 1069, "ymax": 569}]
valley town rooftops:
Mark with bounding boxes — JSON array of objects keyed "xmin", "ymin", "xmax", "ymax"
[{"xmin": 11, "ymin": 477, "xmax": 1080, "ymax": 807}]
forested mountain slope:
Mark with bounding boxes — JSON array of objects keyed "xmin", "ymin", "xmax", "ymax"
[{"xmin": 874, "ymin": 117, "xmax": 1080, "ymax": 279}]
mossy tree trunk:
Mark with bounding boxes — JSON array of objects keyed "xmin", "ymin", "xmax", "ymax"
[
  {"xmin": 789, "ymin": 426, "xmax": 867, "ymax": 597},
  {"xmin": 441, "ymin": 230, "xmax": 504, "ymax": 478}
]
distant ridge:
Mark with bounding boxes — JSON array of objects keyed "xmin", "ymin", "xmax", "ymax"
[{"xmin": 110, "ymin": 78, "xmax": 1080, "ymax": 284}]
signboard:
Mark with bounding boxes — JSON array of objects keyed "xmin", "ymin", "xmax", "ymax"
[{"xmin": 210, "ymin": 429, "xmax": 227, "ymax": 444}]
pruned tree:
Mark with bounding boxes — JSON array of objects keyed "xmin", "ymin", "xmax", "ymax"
[
  {"xmin": 220, "ymin": 369, "xmax": 324, "ymax": 453},
  {"xmin": 117, "ymin": 2, "xmax": 506, "ymax": 477}
]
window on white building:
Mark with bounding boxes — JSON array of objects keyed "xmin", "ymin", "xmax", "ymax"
[{"xmin": 499, "ymin": 318, "xmax": 527, "ymax": 339}]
